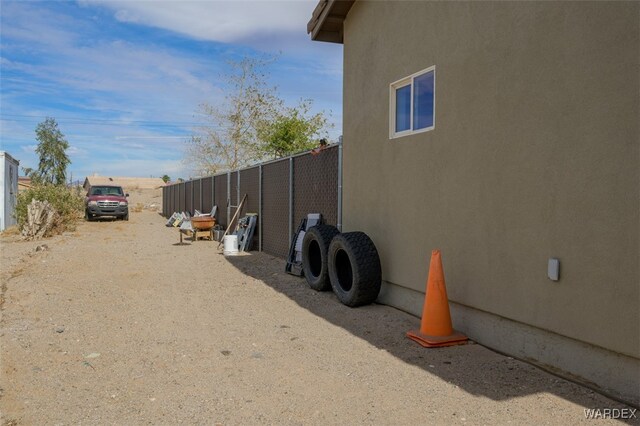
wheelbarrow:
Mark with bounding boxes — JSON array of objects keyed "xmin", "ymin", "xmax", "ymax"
[{"xmin": 179, "ymin": 216, "xmax": 216, "ymax": 243}]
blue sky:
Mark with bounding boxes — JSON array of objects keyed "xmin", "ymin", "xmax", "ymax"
[{"xmin": 0, "ymin": 0, "xmax": 343, "ymax": 181}]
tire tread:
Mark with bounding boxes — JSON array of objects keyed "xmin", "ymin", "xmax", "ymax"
[
  {"xmin": 302, "ymin": 224, "xmax": 340, "ymax": 291},
  {"xmin": 328, "ymin": 231, "xmax": 382, "ymax": 307}
]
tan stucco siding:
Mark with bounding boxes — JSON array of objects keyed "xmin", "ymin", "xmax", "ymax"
[{"xmin": 343, "ymin": 1, "xmax": 639, "ymax": 358}]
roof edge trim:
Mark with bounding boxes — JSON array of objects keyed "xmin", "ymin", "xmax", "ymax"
[{"xmin": 307, "ymin": 0, "xmax": 355, "ymax": 44}]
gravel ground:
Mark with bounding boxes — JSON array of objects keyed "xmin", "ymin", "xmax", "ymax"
[{"xmin": 0, "ymin": 193, "xmax": 637, "ymax": 425}]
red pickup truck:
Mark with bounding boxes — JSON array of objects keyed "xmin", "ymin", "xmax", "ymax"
[{"xmin": 85, "ymin": 185, "xmax": 129, "ymax": 221}]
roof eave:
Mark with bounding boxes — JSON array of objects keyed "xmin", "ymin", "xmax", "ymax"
[{"xmin": 307, "ymin": 0, "xmax": 355, "ymax": 44}]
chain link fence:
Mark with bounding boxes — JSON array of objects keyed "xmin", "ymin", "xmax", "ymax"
[
  {"xmin": 192, "ymin": 178, "xmax": 201, "ymax": 213},
  {"xmin": 261, "ymin": 159, "xmax": 291, "ymax": 257},
  {"xmin": 163, "ymin": 144, "xmax": 342, "ymax": 259},
  {"xmin": 229, "ymin": 171, "xmax": 238, "ymax": 226},
  {"xmin": 201, "ymin": 176, "xmax": 213, "ymax": 214},
  {"xmin": 239, "ymin": 167, "xmax": 260, "ymax": 251},
  {"xmin": 214, "ymin": 174, "xmax": 228, "ymax": 228}
]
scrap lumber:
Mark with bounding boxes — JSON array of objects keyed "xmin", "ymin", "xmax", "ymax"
[{"xmin": 217, "ymin": 194, "xmax": 247, "ymax": 248}]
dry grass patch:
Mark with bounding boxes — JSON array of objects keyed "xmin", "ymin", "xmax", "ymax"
[{"xmin": 1, "ymin": 226, "xmax": 21, "ymax": 236}]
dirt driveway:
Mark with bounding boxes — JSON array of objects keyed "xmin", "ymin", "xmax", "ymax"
[{"xmin": 0, "ymin": 202, "xmax": 635, "ymax": 424}]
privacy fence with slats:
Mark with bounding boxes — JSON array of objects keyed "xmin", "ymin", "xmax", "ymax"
[{"xmin": 162, "ymin": 144, "xmax": 342, "ymax": 259}]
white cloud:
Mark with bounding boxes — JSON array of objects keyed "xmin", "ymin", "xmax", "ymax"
[
  {"xmin": 84, "ymin": 0, "xmax": 317, "ymax": 44},
  {"xmin": 77, "ymin": 158, "xmax": 185, "ymax": 179},
  {"xmin": 67, "ymin": 145, "xmax": 89, "ymax": 157},
  {"xmin": 0, "ymin": 2, "xmax": 81, "ymax": 48},
  {"xmin": 20, "ymin": 144, "xmax": 38, "ymax": 153},
  {"xmin": 2, "ymin": 3, "xmax": 225, "ymax": 115},
  {"xmin": 1, "ymin": 0, "xmax": 342, "ymax": 180}
]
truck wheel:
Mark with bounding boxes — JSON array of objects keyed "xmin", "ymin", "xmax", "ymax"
[
  {"xmin": 302, "ymin": 225, "xmax": 340, "ymax": 291},
  {"xmin": 124, "ymin": 212, "xmax": 129, "ymax": 221},
  {"xmin": 328, "ymin": 232, "xmax": 382, "ymax": 307}
]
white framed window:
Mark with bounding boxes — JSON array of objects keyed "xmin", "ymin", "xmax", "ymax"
[{"xmin": 389, "ymin": 66, "xmax": 435, "ymax": 139}]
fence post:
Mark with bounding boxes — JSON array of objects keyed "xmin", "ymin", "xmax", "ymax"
[
  {"xmin": 237, "ymin": 171, "xmax": 241, "ymax": 216},
  {"xmin": 289, "ymin": 157, "xmax": 293, "ymax": 246},
  {"xmin": 338, "ymin": 143, "xmax": 343, "ymax": 232},
  {"xmin": 199, "ymin": 178, "xmax": 203, "ymax": 212},
  {"xmin": 227, "ymin": 172, "xmax": 231, "ymax": 226},
  {"xmin": 259, "ymin": 164, "xmax": 263, "ymax": 252},
  {"xmin": 212, "ymin": 176, "xmax": 215, "ymax": 216}
]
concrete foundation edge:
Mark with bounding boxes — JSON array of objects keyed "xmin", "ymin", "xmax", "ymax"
[{"xmin": 377, "ymin": 280, "xmax": 640, "ymax": 407}]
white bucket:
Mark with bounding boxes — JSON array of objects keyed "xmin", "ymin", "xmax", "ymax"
[{"xmin": 223, "ymin": 235, "xmax": 239, "ymax": 256}]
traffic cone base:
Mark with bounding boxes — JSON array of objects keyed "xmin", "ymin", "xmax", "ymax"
[
  {"xmin": 407, "ymin": 249, "xmax": 468, "ymax": 348},
  {"xmin": 406, "ymin": 328, "xmax": 468, "ymax": 348}
]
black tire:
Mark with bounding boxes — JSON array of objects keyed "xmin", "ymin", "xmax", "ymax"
[
  {"xmin": 123, "ymin": 211, "xmax": 129, "ymax": 221},
  {"xmin": 328, "ymin": 232, "xmax": 382, "ymax": 307},
  {"xmin": 85, "ymin": 209, "xmax": 92, "ymax": 222},
  {"xmin": 302, "ymin": 225, "xmax": 340, "ymax": 291}
]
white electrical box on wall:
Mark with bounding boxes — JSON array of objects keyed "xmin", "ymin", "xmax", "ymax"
[{"xmin": 548, "ymin": 258, "xmax": 560, "ymax": 281}]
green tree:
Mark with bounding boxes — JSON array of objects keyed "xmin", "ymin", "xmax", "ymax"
[
  {"xmin": 185, "ymin": 56, "xmax": 332, "ymax": 175},
  {"xmin": 257, "ymin": 99, "xmax": 330, "ymax": 159},
  {"xmin": 161, "ymin": 174, "xmax": 171, "ymax": 183},
  {"xmin": 185, "ymin": 56, "xmax": 282, "ymax": 176},
  {"xmin": 31, "ymin": 118, "xmax": 71, "ymax": 185}
]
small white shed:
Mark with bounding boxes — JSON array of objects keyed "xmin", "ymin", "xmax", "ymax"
[{"xmin": 0, "ymin": 151, "xmax": 20, "ymax": 231}]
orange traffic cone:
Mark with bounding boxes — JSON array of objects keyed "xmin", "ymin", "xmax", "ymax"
[{"xmin": 407, "ymin": 250, "xmax": 468, "ymax": 348}]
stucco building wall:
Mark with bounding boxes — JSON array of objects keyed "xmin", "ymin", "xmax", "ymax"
[{"xmin": 341, "ymin": 0, "xmax": 639, "ymax": 399}]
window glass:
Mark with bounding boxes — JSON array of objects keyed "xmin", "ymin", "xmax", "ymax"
[
  {"xmin": 92, "ymin": 186, "xmax": 123, "ymax": 196},
  {"xmin": 395, "ymin": 84, "xmax": 411, "ymax": 132},
  {"xmin": 413, "ymin": 71, "xmax": 434, "ymax": 130},
  {"xmin": 390, "ymin": 66, "xmax": 435, "ymax": 138}
]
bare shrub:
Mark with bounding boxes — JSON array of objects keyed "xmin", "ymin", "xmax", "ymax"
[{"xmin": 15, "ymin": 184, "xmax": 84, "ymax": 237}]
